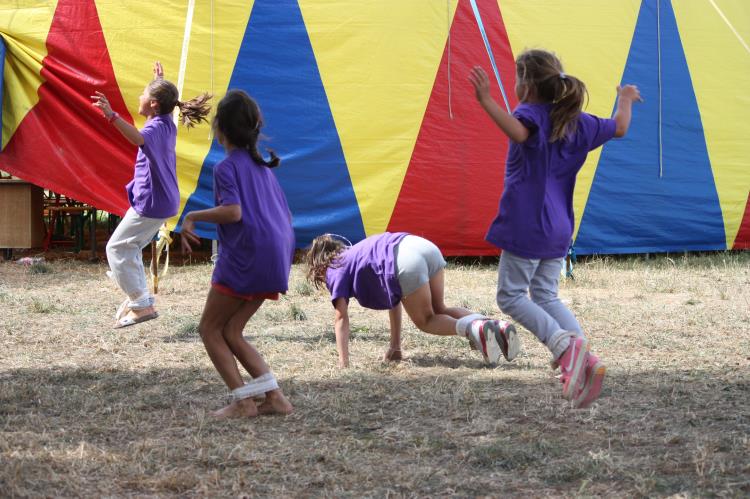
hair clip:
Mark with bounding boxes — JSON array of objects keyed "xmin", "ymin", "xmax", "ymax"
[
  {"xmin": 559, "ymin": 72, "xmax": 568, "ymax": 80},
  {"xmin": 325, "ymin": 233, "xmax": 353, "ymax": 247}
]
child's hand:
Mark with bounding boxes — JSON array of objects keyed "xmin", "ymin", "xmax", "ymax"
[
  {"xmin": 469, "ymin": 66, "xmax": 492, "ymax": 103},
  {"xmin": 180, "ymin": 216, "xmax": 200, "ymax": 253},
  {"xmin": 153, "ymin": 61, "xmax": 164, "ymax": 80},
  {"xmin": 383, "ymin": 347, "xmax": 402, "ymax": 362},
  {"xmin": 617, "ymin": 84, "xmax": 643, "ymax": 103},
  {"xmin": 91, "ymin": 91, "xmax": 114, "ymax": 119}
]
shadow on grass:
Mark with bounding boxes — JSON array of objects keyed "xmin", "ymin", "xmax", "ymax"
[{"xmin": 2, "ymin": 366, "xmax": 746, "ymax": 498}]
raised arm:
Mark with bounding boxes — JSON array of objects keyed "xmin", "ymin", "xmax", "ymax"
[
  {"xmin": 613, "ymin": 84, "xmax": 642, "ymax": 138},
  {"xmin": 333, "ymin": 298, "xmax": 351, "ymax": 368},
  {"xmin": 469, "ymin": 66, "xmax": 529, "ymax": 143},
  {"xmin": 91, "ymin": 91, "xmax": 145, "ymax": 146},
  {"xmin": 153, "ymin": 61, "xmax": 164, "ymax": 80}
]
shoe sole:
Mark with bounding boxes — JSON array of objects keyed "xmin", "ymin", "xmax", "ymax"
[
  {"xmin": 562, "ymin": 338, "xmax": 589, "ymax": 400},
  {"xmin": 573, "ymin": 362, "xmax": 606, "ymax": 408},
  {"xmin": 480, "ymin": 321, "xmax": 503, "ymax": 365},
  {"xmin": 501, "ymin": 323, "xmax": 520, "ymax": 362}
]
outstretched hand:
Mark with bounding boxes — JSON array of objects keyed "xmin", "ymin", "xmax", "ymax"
[
  {"xmin": 90, "ymin": 91, "xmax": 114, "ymax": 119},
  {"xmin": 153, "ymin": 61, "xmax": 164, "ymax": 80},
  {"xmin": 617, "ymin": 84, "xmax": 643, "ymax": 103},
  {"xmin": 469, "ymin": 66, "xmax": 492, "ymax": 103},
  {"xmin": 180, "ymin": 217, "xmax": 201, "ymax": 254}
]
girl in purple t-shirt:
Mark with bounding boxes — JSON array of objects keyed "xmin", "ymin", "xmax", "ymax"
[
  {"xmin": 91, "ymin": 62, "xmax": 211, "ymax": 329},
  {"xmin": 469, "ymin": 49, "xmax": 642, "ymax": 408},
  {"xmin": 181, "ymin": 90, "xmax": 294, "ymax": 419},
  {"xmin": 306, "ymin": 232, "xmax": 520, "ymax": 368}
]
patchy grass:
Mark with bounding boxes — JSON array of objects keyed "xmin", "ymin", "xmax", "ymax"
[{"xmin": 0, "ymin": 252, "xmax": 749, "ymax": 497}]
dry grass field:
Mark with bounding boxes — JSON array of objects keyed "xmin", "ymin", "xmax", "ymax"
[{"xmin": 1, "ymin": 252, "xmax": 749, "ymax": 497}]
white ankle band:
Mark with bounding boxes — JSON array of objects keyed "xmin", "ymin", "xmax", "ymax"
[
  {"xmin": 456, "ymin": 313, "xmax": 486, "ymax": 336},
  {"xmin": 231, "ymin": 373, "xmax": 278, "ymax": 401}
]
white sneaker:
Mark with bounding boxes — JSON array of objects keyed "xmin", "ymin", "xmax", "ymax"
[{"xmin": 468, "ymin": 320, "xmax": 502, "ymax": 364}]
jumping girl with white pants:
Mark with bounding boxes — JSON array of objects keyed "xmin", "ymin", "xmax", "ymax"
[{"xmin": 91, "ymin": 62, "xmax": 210, "ymax": 328}]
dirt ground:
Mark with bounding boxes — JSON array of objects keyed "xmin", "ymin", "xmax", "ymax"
[{"xmin": 1, "ymin": 251, "xmax": 748, "ymax": 497}]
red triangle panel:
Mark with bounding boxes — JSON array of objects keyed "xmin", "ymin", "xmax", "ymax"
[
  {"xmin": 386, "ymin": 0, "xmax": 517, "ymax": 255},
  {"xmin": 0, "ymin": 0, "xmax": 135, "ymax": 215},
  {"xmin": 732, "ymin": 192, "xmax": 750, "ymax": 249}
]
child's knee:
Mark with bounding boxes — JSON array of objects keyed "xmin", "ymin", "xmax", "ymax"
[
  {"xmin": 410, "ymin": 313, "xmax": 432, "ymax": 331},
  {"xmin": 495, "ymin": 289, "xmax": 528, "ymax": 315},
  {"xmin": 530, "ymin": 288, "xmax": 556, "ymax": 305},
  {"xmin": 221, "ymin": 325, "xmax": 243, "ymax": 344}
]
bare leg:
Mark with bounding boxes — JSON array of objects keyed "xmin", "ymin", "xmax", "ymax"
[
  {"xmin": 222, "ymin": 299, "xmax": 292, "ymax": 416},
  {"xmin": 401, "ymin": 280, "xmax": 458, "ymax": 336},
  {"xmin": 428, "ymin": 270, "xmax": 474, "ymax": 319},
  {"xmin": 198, "ymin": 288, "xmax": 257, "ymax": 418}
]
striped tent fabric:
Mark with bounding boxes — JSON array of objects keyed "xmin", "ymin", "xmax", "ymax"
[{"xmin": 1, "ymin": 0, "xmax": 748, "ymax": 255}]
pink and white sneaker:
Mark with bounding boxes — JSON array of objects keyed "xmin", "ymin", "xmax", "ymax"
[
  {"xmin": 558, "ymin": 336, "xmax": 589, "ymax": 400},
  {"xmin": 573, "ymin": 353, "xmax": 606, "ymax": 408}
]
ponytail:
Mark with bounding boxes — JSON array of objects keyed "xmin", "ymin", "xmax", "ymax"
[
  {"xmin": 176, "ymin": 92, "xmax": 212, "ymax": 129},
  {"xmin": 213, "ymin": 89, "xmax": 281, "ymax": 169},
  {"xmin": 147, "ymin": 79, "xmax": 212, "ymax": 127},
  {"xmin": 515, "ymin": 49, "xmax": 588, "ymax": 142},
  {"xmin": 549, "ymin": 74, "xmax": 587, "ymax": 142}
]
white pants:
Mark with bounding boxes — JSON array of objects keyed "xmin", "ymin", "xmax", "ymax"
[{"xmin": 106, "ymin": 207, "xmax": 165, "ymax": 310}]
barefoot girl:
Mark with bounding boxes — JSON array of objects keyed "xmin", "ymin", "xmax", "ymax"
[{"xmin": 181, "ymin": 90, "xmax": 294, "ymax": 418}]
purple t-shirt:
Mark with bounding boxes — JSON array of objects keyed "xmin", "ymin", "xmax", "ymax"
[
  {"xmin": 485, "ymin": 103, "xmax": 616, "ymax": 259},
  {"xmin": 211, "ymin": 149, "xmax": 295, "ymax": 295},
  {"xmin": 326, "ymin": 232, "xmax": 408, "ymax": 310},
  {"xmin": 126, "ymin": 114, "xmax": 179, "ymax": 219}
]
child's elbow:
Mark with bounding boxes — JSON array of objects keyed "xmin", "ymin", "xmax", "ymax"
[
  {"xmin": 229, "ymin": 205, "xmax": 242, "ymax": 223},
  {"xmin": 614, "ymin": 121, "xmax": 629, "ymax": 138}
]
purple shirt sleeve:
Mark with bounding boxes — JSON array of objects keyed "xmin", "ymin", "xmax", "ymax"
[
  {"xmin": 214, "ymin": 162, "xmax": 241, "ymax": 206},
  {"xmin": 326, "ymin": 263, "xmax": 352, "ymax": 305},
  {"xmin": 579, "ymin": 112, "xmax": 617, "ymax": 151},
  {"xmin": 140, "ymin": 119, "xmax": 160, "ymax": 153},
  {"xmin": 512, "ymin": 104, "xmax": 544, "ymax": 148}
]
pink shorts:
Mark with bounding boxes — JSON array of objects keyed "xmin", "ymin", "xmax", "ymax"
[{"xmin": 211, "ymin": 282, "xmax": 280, "ymax": 302}]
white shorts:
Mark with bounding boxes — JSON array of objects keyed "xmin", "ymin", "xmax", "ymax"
[{"xmin": 394, "ymin": 235, "xmax": 447, "ymax": 296}]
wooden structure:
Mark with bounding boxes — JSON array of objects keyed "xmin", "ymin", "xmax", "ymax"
[{"xmin": 0, "ymin": 179, "xmax": 45, "ymax": 249}]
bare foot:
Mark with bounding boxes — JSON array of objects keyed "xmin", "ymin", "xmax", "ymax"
[
  {"xmin": 116, "ymin": 306, "xmax": 157, "ymax": 323},
  {"xmin": 211, "ymin": 398, "xmax": 258, "ymax": 419},
  {"xmin": 257, "ymin": 390, "xmax": 293, "ymax": 415},
  {"xmin": 113, "ymin": 305, "xmax": 159, "ymax": 328},
  {"xmin": 383, "ymin": 347, "xmax": 402, "ymax": 362}
]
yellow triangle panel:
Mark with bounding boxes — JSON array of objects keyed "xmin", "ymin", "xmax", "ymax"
[
  {"xmin": 0, "ymin": 2, "xmax": 56, "ymax": 149},
  {"xmin": 673, "ymin": 0, "xmax": 750, "ymax": 248},
  {"xmin": 498, "ymin": 0, "xmax": 641, "ymax": 238},
  {"xmin": 298, "ymin": 0, "xmax": 458, "ymax": 236}
]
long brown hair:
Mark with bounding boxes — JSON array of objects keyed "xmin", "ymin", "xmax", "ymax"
[
  {"xmin": 212, "ymin": 90, "xmax": 280, "ymax": 168},
  {"xmin": 147, "ymin": 79, "xmax": 212, "ymax": 128},
  {"xmin": 305, "ymin": 235, "xmax": 346, "ymax": 288},
  {"xmin": 515, "ymin": 49, "xmax": 588, "ymax": 142}
]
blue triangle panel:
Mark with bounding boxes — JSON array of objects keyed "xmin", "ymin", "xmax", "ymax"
[
  {"xmin": 575, "ymin": 0, "xmax": 725, "ymax": 255},
  {"xmin": 178, "ymin": 0, "xmax": 365, "ymax": 248}
]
